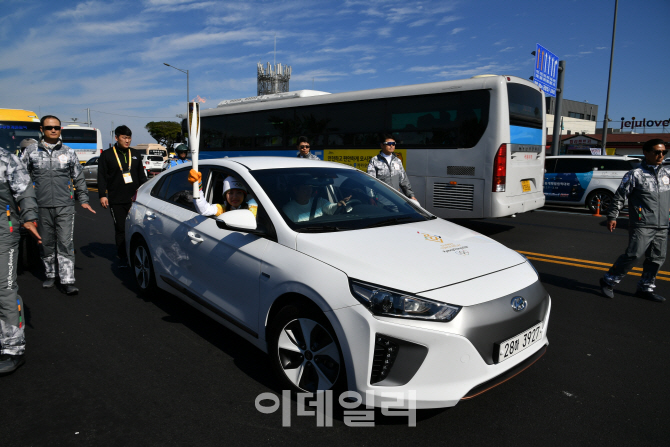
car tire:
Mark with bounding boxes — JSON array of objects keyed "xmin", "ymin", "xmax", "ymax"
[
  {"xmin": 131, "ymin": 238, "xmax": 157, "ymax": 295},
  {"xmin": 586, "ymin": 190, "xmax": 614, "ymax": 213},
  {"xmin": 268, "ymin": 304, "xmax": 346, "ymax": 394}
]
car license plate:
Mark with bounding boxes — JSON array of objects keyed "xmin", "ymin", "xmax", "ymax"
[
  {"xmin": 521, "ymin": 180, "xmax": 531, "ymax": 192},
  {"xmin": 496, "ymin": 322, "xmax": 543, "ymax": 363}
]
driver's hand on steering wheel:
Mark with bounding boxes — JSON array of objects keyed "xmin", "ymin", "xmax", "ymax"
[{"xmin": 337, "ymin": 195, "xmax": 353, "ymax": 207}]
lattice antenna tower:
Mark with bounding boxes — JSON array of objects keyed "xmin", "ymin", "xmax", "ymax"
[{"xmin": 257, "ymin": 62, "xmax": 291, "ymax": 95}]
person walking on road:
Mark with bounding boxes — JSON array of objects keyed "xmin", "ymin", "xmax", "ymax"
[
  {"xmin": 97, "ymin": 126, "xmax": 147, "ymax": 267},
  {"xmin": 296, "ymin": 136, "xmax": 319, "ymax": 160},
  {"xmin": 21, "ymin": 116, "xmax": 95, "ymax": 295},
  {"xmin": 0, "ymin": 147, "xmax": 40, "ymax": 374},
  {"xmin": 600, "ymin": 138, "xmax": 670, "ymax": 302},
  {"xmin": 165, "ymin": 144, "xmax": 189, "ymax": 169},
  {"xmin": 367, "ymin": 134, "xmax": 417, "ymax": 201}
]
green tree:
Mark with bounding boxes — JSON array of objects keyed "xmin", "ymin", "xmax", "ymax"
[{"xmin": 144, "ymin": 121, "xmax": 182, "ymax": 150}]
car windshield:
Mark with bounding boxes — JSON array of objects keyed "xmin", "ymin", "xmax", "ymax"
[{"xmin": 251, "ymin": 167, "xmax": 433, "ymax": 232}]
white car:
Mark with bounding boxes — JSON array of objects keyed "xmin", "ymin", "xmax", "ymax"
[
  {"xmin": 544, "ymin": 155, "xmax": 640, "ymax": 212},
  {"xmin": 141, "ymin": 154, "xmax": 164, "ymax": 177},
  {"xmin": 126, "ymin": 157, "xmax": 551, "ymax": 409}
]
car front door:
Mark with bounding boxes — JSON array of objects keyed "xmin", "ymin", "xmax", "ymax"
[{"xmin": 175, "ymin": 168, "xmax": 270, "ymax": 336}]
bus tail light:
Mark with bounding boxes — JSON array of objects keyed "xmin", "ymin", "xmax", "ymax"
[{"xmin": 492, "ymin": 144, "xmax": 507, "ymax": 192}]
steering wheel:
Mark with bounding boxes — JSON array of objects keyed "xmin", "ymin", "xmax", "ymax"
[{"xmin": 335, "ymin": 199, "xmax": 362, "ymax": 214}]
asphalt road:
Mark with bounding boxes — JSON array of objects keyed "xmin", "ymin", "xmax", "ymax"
[{"xmin": 3, "ymin": 199, "xmax": 669, "ymax": 446}]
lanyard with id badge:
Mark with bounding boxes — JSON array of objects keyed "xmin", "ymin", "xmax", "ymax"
[{"xmin": 114, "ymin": 147, "xmax": 133, "ymax": 184}]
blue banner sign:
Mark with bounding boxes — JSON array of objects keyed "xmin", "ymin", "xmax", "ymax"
[{"xmin": 533, "ymin": 43, "xmax": 559, "ymax": 97}]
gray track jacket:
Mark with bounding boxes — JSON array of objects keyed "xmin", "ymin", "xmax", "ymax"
[
  {"xmin": 607, "ymin": 161, "xmax": 670, "ymax": 228},
  {"xmin": 367, "ymin": 152, "xmax": 415, "ymax": 198},
  {"xmin": 20, "ymin": 140, "xmax": 89, "ymax": 207},
  {"xmin": 0, "ymin": 148, "xmax": 38, "ymax": 231}
]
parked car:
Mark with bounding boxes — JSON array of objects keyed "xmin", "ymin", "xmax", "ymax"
[
  {"xmin": 544, "ymin": 155, "xmax": 640, "ymax": 212},
  {"xmin": 141, "ymin": 154, "xmax": 164, "ymax": 177},
  {"xmin": 82, "ymin": 156, "xmax": 98, "ymax": 185},
  {"xmin": 126, "ymin": 157, "xmax": 551, "ymax": 408}
]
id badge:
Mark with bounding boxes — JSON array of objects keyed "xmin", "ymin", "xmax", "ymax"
[{"xmin": 122, "ymin": 171, "xmax": 133, "ymax": 184}]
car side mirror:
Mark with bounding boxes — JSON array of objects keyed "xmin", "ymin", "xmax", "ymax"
[{"xmin": 216, "ymin": 209, "xmax": 258, "ymax": 232}]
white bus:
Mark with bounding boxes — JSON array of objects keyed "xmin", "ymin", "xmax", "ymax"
[
  {"xmin": 61, "ymin": 125, "xmax": 103, "ymax": 163},
  {"xmin": 189, "ymin": 75, "xmax": 546, "ymax": 218}
]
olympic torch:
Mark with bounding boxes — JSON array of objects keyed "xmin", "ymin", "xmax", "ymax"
[{"xmin": 188, "ymin": 101, "xmax": 201, "ymax": 198}]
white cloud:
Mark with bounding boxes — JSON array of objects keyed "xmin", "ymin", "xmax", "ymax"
[
  {"xmin": 499, "ymin": 46, "xmax": 515, "ymax": 52},
  {"xmin": 451, "ymin": 27, "xmax": 465, "ymax": 35},
  {"xmin": 353, "ymin": 68, "xmax": 377, "ymax": 75},
  {"xmin": 54, "ymin": 1, "xmax": 116, "ymax": 19},
  {"xmin": 409, "ymin": 19, "xmax": 432, "ymax": 27},
  {"xmin": 438, "ymin": 15, "xmax": 461, "ymax": 25}
]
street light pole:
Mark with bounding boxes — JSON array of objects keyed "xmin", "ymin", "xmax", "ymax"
[
  {"xmin": 601, "ymin": 0, "xmax": 618, "ymax": 154},
  {"xmin": 163, "ymin": 62, "xmax": 189, "ymax": 116}
]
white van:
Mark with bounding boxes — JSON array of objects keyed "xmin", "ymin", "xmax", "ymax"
[{"xmin": 544, "ymin": 155, "xmax": 640, "ymax": 212}]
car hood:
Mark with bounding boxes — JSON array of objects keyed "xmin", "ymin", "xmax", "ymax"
[{"xmin": 295, "ymin": 218, "xmax": 526, "ymax": 298}]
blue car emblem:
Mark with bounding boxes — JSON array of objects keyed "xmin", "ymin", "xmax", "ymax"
[{"xmin": 511, "ymin": 296, "xmax": 527, "ymax": 312}]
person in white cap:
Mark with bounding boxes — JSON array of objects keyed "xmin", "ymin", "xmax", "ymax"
[{"xmin": 187, "ymin": 170, "xmax": 257, "ymax": 217}]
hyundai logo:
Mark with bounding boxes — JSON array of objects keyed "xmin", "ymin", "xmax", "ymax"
[{"xmin": 511, "ymin": 296, "xmax": 527, "ymax": 312}]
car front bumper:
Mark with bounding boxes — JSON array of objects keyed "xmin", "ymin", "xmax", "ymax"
[{"xmin": 332, "ymin": 288, "xmax": 551, "ymax": 409}]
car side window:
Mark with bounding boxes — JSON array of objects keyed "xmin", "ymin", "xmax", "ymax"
[
  {"xmin": 152, "ymin": 175, "xmax": 171, "ymax": 199},
  {"xmin": 206, "ymin": 169, "xmax": 258, "ymax": 212},
  {"xmin": 545, "ymin": 159, "xmax": 557, "ymax": 174},
  {"xmin": 85, "ymin": 158, "xmax": 98, "ymax": 166},
  {"xmin": 158, "ymin": 167, "xmax": 211, "ymax": 210},
  {"xmin": 555, "ymin": 158, "xmax": 591, "ymax": 174}
]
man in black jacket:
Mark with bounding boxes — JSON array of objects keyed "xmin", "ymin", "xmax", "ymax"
[{"xmin": 97, "ymin": 126, "xmax": 147, "ymax": 267}]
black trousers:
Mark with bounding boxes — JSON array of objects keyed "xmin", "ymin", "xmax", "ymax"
[{"xmin": 110, "ymin": 202, "xmax": 132, "ymax": 261}]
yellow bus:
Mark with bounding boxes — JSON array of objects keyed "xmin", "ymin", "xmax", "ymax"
[{"xmin": 0, "ymin": 108, "xmax": 41, "ymax": 155}]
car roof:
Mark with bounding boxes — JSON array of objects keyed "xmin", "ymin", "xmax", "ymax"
[
  {"xmin": 201, "ymin": 156, "xmax": 358, "ymax": 171},
  {"xmin": 546, "ymin": 155, "xmax": 638, "ymax": 160}
]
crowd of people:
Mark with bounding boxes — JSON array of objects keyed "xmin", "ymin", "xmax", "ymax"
[{"xmin": 1, "ymin": 117, "xmax": 667, "ymax": 376}]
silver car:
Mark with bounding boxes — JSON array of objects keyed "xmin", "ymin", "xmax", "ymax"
[{"xmin": 83, "ymin": 156, "xmax": 98, "ymax": 185}]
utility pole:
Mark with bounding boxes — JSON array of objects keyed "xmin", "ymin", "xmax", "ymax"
[
  {"xmin": 601, "ymin": 0, "xmax": 619, "ymax": 154},
  {"xmin": 86, "ymin": 108, "xmax": 91, "ymax": 126},
  {"xmin": 551, "ymin": 60, "xmax": 566, "ymax": 156}
]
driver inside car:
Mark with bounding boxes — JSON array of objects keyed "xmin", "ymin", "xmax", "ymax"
[
  {"xmin": 188, "ymin": 170, "xmax": 257, "ymax": 217},
  {"xmin": 282, "ymin": 177, "xmax": 351, "ymax": 222}
]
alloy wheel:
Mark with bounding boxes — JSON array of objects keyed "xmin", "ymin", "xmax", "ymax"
[{"xmin": 276, "ymin": 318, "xmax": 341, "ymax": 393}]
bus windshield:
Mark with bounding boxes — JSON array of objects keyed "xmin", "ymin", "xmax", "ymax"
[{"xmin": 0, "ymin": 122, "xmax": 41, "ymax": 154}]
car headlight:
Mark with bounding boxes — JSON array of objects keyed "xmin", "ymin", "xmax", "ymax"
[{"xmin": 349, "ymin": 280, "xmax": 461, "ymax": 322}]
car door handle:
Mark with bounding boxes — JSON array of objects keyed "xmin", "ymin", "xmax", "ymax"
[
  {"xmin": 188, "ymin": 231, "xmax": 204, "ymax": 243},
  {"xmin": 145, "ymin": 211, "xmax": 156, "ymax": 220}
]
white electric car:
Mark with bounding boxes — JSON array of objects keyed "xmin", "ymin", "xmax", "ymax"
[{"xmin": 126, "ymin": 157, "xmax": 551, "ymax": 409}]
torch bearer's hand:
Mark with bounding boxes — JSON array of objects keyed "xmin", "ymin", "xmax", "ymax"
[{"xmin": 188, "ymin": 169, "xmax": 202, "ymax": 184}]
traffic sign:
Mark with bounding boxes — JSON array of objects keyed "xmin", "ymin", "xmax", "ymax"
[{"xmin": 533, "ymin": 43, "xmax": 559, "ymax": 97}]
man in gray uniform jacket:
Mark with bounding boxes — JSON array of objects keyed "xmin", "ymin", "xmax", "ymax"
[
  {"xmin": 20, "ymin": 116, "xmax": 96, "ymax": 295},
  {"xmin": 0, "ymin": 146, "xmax": 40, "ymax": 374},
  {"xmin": 600, "ymin": 138, "xmax": 670, "ymax": 302},
  {"xmin": 367, "ymin": 134, "xmax": 417, "ymax": 201}
]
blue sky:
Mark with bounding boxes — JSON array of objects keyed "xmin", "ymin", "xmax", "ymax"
[{"xmin": 1, "ymin": 0, "xmax": 668, "ymax": 147}]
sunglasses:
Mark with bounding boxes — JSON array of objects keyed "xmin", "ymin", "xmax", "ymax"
[
  {"xmin": 299, "ymin": 145, "xmax": 310, "ymax": 149},
  {"xmin": 384, "ymin": 142, "xmax": 396, "ymax": 146},
  {"xmin": 652, "ymin": 150, "xmax": 668, "ymax": 156},
  {"xmin": 43, "ymin": 126, "xmax": 61, "ymax": 131}
]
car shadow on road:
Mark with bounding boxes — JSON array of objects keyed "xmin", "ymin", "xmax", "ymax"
[{"xmin": 79, "ymin": 242, "xmax": 117, "ymax": 261}]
